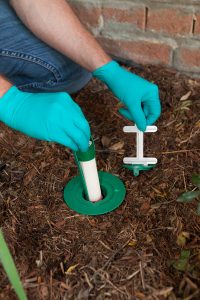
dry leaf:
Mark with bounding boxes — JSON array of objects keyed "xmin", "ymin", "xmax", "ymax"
[
  {"xmin": 109, "ymin": 141, "xmax": 124, "ymax": 151},
  {"xmin": 39, "ymin": 285, "xmax": 49, "ymax": 298},
  {"xmin": 99, "ymin": 221, "xmax": 112, "ymax": 229},
  {"xmin": 66, "ymin": 264, "xmax": 79, "ymax": 274},
  {"xmin": 152, "ymin": 187, "xmax": 162, "ymax": 194},
  {"xmin": 134, "ymin": 291, "xmax": 146, "ymax": 299},
  {"xmin": 146, "ymin": 234, "xmax": 153, "ymax": 243},
  {"xmin": 188, "ymin": 79, "xmax": 200, "ymax": 87},
  {"xmin": 195, "ymin": 120, "xmax": 200, "ymax": 127},
  {"xmin": 60, "ymin": 282, "xmax": 70, "ymax": 290},
  {"xmin": 88, "ymin": 219, "xmax": 96, "ymax": 226},
  {"xmin": 150, "ymin": 203, "xmax": 162, "ymax": 210},
  {"xmin": 180, "ymin": 91, "xmax": 191, "ymax": 101},
  {"xmin": 101, "ymin": 136, "xmax": 111, "ymax": 147},
  {"xmin": 140, "ymin": 201, "xmax": 151, "ymax": 213},
  {"xmin": 128, "ymin": 239, "xmax": 137, "ymax": 247},
  {"xmin": 176, "ymin": 231, "xmax": 190, "ymax": 247},
  {"xmin": 23, "ymin": 168, "xmax": 37, "ymax": 186},
  {"xmin": 54, "ymin": 219, "xmax": 66, "ymax": 228},
  {"xmin": 153, "ymin": 287, "xmax": 173, "ymax": 297}
]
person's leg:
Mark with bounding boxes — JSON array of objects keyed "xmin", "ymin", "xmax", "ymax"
[
  {"xmin": 0, "ymin": 0, "xmax": 91, "ymax": 94},
  {"xmin": 0, "ymin": 75, "xmax": 12, "ymax": 97}
]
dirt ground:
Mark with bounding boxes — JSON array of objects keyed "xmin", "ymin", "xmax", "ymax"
[{"xmin": 0, "ymin": 64, "xmax": 200, "ymax": 300}]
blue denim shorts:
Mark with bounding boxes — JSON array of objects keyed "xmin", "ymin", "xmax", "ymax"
[{"xmin": 0, "ymin": 0, "xmax": 92, "ymax": 93}]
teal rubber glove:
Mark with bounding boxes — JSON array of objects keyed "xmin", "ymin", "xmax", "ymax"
[
  {"xmin": 93, "ymin": 61, "xmax": 161, "ymax": 131},
  {"xmin": 0, "ymin": 87, "xmax": 90, "ymax": 152}
]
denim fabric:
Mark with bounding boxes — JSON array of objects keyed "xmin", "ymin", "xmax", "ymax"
[{"xmin": 0, "ymin": 0, "xmax": 92, "ymax": 93}]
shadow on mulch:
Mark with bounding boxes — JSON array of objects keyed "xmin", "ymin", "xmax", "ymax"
[{"xmin": 0, "ymin": 65, "xmax": 200, "ymax": 300}]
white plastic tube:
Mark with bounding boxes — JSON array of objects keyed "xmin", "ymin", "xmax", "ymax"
[{"xmin": 80, "ymin": 158, "xmax": 102, "ymax": 202}]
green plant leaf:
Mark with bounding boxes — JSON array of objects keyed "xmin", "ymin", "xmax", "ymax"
[
  {"xmin": 173, "ymin": 250, "xmax": 191, "ymax": 272},
  {"xmin": 192, "ymin": 175, "xmax": 200, "ymax": 188},
  {"xmin": 181, "ymin": 250, "xmax": 191, "ymax": 259},
  {"xmin": 197, "ymin": 202, "xmax": 200, "ymax": 216},
  {"xmin": 177, "ymin": 191, "xmax": 200, "ymax": 203},
  {"xmin": 0, "ymin": 229, "xmax": 27, "ymax": 300}
]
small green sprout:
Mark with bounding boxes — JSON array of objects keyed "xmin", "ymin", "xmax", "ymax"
[{"xmin": 177, "ymin": 175, "xmax": 200, "ymax": 215}]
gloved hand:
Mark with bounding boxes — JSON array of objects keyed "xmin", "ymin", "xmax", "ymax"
[
  {"xmin": 0, "ymin": 86, "xmax": 90, "ymax": 152},
  {"xmin": 93, "ymin": 60, "xmax": 161, "ymax": 131}
]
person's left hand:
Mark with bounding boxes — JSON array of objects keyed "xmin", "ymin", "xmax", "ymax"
[{"xmin": 93, "ymin": 61, "xmax": 161, "ymax": 131}]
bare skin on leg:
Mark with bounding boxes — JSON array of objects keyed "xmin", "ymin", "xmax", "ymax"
[{"xmin": 0, "ymin": 75, "xmax": 12, "ymax": 97}]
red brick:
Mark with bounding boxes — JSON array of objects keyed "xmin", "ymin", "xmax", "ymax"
[
  {"xmin": 194, "ymin": 14, "xmax": 200, "ymax": 35},
  {"xmin": 179, "ymin": 47, "xmax": 200, "ymax": 68},
  {"xmin": 102, "ymin": 6, "xmax": 146, "ymax": 30},
  {"xmin": 70, "ymin": 3, "xmax": 102, "ymax": 29},
  {"xmin": 98, "ymin": 37, "xmax": 172, "ymax": 65},
  {"xmin": 147, "ymin": 8, "xmax": 193, "ymax": 36}
]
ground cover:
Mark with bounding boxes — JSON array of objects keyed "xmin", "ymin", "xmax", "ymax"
[{"xmin": 0, "ymin": 65, "xmax": 200, "ymax": 300}]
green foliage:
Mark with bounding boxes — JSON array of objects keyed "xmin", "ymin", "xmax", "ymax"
[
  {"xmin": 197, "ymin": 202, "xmax": 200, "ymax": 216},
  {"xmin": 177, "ymin": 174, "xmax": 200, "ymax": 215},
  {"xmin": 177, "ymin": 191, "xmax": 200, "ymax": 203},
  {"xmin": 173, "ymin": 250, "xmax": 191, "ymax": 272},
  {"xmin": 192, "ymin": 175, "xmax": 200, "ymax": 188},
  {"xmin": 0, "ymin": 229, "xmax": 27, "ymax": 300}
]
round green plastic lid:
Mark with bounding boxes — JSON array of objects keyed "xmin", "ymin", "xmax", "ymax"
[{"xmin": 64, "ymin": 171, "xmax": 126, "ymax": 215}]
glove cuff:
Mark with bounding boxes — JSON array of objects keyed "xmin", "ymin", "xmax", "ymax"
[{"xmin": 92, "ymin": 60, "xmax": 120, "ymax": 83}]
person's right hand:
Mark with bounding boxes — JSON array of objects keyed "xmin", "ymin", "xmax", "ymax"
[
  {"xmin": 0, "ymin": 86, "xmax": 90, "ymax": 152},
  {"xmin": 93, "ymin": 61, "xmax": 161, "ymax": 132}
]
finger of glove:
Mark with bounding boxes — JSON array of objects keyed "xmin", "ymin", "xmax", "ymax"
[
  {"xmin": 142, "ymin": 103, "xmax": 149, "ymax": 118},
  {"xmin": 129, "ymin": 102, "xmax": 147, "ymax": 132},
  {"xmin": 66, "ymin": 125, "xmax": 89, "ymax": 152},
  {"xmin": 74, "ymin": 115, "xmax": 91, "ymax": 141},
  {"xmin": 62, "ymin": 100, "xmax": 91, "ymax": 141},
  {"xmin": 118, "ymin": 108, "xmax": 133, "ymax": 121},
  {"xmin": 54, "ymin": 132, "xmax": 78, "ymax": 151},
  {"xmin": 143, "ymin": 85, "xmax": 161, "ymax": 125},
  {"xmin": 144, "ymin": 100, "xmax": 161, "ymax": 126},
  {"xmin": 74, "ymin": 102, "xmax": 85, "ymax": 115},
  {"xmin": 61, "ymin": 93, "xmax": 85, "ymax": 118}
]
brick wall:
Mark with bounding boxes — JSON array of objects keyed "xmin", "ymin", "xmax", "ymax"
[{"xmin": 69, "ymin": 0, "xmax": 200, "ymax": 77}]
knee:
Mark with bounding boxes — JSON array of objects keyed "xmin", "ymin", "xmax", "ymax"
[{"xmin": 65, "ymin": 65, "xmax": 92, "ymax": 94}]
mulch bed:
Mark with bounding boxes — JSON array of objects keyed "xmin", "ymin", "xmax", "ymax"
[{"xmin": 0, "ymin": 64, "xmax": 200, "ymax": 300}]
